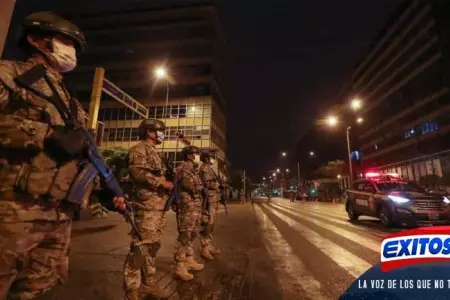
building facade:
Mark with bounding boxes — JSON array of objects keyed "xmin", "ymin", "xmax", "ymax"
[
  {"xmin": 66, "ymin": 2, "xmax": 227, "ymax": 174},
  {"xmin": 344, "ymin": 0, "xmax": 450, "ymax": 182}
]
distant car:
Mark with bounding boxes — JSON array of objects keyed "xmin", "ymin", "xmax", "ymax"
[{"xmin": 345, "ymin": 172, "xmax": 450, "ymax": 228}]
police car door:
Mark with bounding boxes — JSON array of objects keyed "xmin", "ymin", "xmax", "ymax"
[{"xmin": 355, "ymin": 181, "xmax": 372, "ymax": 214}]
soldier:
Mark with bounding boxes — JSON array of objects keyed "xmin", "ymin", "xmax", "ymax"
[
  {"xmin": 123, "ymin": 119, "xmax": 173, "ymax": 300},
  {"xmin": 0, "ymin": 12, "xmax": 126, "ymax": 298},
  {"xmin": 173, "ymin": 145, "xmax": 205, "ymax": 281},
  {"xmin": 198, "ymin": 149, "xmax": 222, "ymax": 260}
]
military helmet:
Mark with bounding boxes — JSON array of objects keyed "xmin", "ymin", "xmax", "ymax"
[
  {"xmin": 200, "ymin": 148, "xmax": 216, "ymax": 161},
  {"xmin": 138, "ymin": 119, "xmax": 165, "ymax": 139},
  {"xmin": 19, "ymin": 12, "xmax": 86, "ymax": 51},
  {"xmin": 182, "ymin": 145, "xmax": 200, "ymax": 160}
]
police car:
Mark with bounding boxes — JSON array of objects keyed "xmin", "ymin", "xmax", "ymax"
[{"xmin": 345, "ymin": 172, "xmax": 450, "ymax": 228}]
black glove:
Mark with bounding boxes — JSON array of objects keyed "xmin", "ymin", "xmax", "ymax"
[{"xmin": 44, "ymin": 125, "xmax": 86, "ymax": 161}]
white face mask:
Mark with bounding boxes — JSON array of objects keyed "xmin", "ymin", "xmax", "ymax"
[
  {"xmin": 47, "ymin": 38, "xmax": 77, "ymax": 73},
  {"xmin": 156, "ymin": 131, "xmax": 165, "ymax": 144},
  {"xmin": 194, "ymin": 154, "xmax": 201, "ymax": 164}
]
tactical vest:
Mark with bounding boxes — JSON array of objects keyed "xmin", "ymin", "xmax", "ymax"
[{"xmin": 0, "ymin": 60, "xmax": 82, "ymax": 202}]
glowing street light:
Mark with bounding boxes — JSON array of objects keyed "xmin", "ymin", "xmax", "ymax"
[
  {"xmin": 327, "ymin": 116, "xmax": 338, "ymax": 127},
  {"xmin": 351, "ymin": 98, "xmax": 362, "ymax": 111},
  {"xmin": 154, "ymin": 67, "xmax": 167, "ymax": 79},
  {"xmin": 286, "ymin": 168, "xmax": 290, "ymax": 172},
  {"xmin": 357, "ymin": 117, "xmax": 364, "ymax": 124},
  {"xmin": 309, "ymin": 151, "xmax": 315, "ymax": 156},
  {"xmin": 262, "ymin": 177, "xmax": 266, "ymax": 180},
  {"xmin": 276, "ymin": 168, "xmax": 280, "ymax": 173},
  {"xmin": 337, "ymin": 174, "xmax": 341, "ymax": 179},
  {"xmin": 272, "ymin": 173, "xmax": 276, "ymax": 177},
  {"xmin": 281, "ymin": 152, "xmax": 287, "ymax": 157}
]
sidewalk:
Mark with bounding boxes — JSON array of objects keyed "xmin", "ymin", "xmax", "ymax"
[{"xmin": 39, "ymin": 203, "xmax": 279, "ymax": 300}]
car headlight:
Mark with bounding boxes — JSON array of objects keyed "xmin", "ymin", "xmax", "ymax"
[
  {"xmin": 388, "ymin": 195, "xmax": 410, "ymax": 203},
  {"xmin": 443, "ymin": 196, "xmax": 450, "ymax": 204}
]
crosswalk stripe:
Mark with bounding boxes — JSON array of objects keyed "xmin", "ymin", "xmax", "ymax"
[
  {"xmin": 276, "ymin": 201, "xmax": 349, "ymax": 218},
  {"xmin": 271, "ymin": 203, "xmax": 381, "ymax": 253},
  {"xmin": 274, "ymin": 202, "xmax": 396, "ymax": 238},
  {"xmin": 276, "ymin": 203, "xmax": 387, "ymax": 237},
  {"xmin": 263, "ymin": 204, "xmax": 373, "ymax": 278},
  {"xmin": 254, "ymin": 205, "xmax": 330, "ymax": 300}
]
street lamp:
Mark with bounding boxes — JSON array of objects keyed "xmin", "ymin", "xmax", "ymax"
[
  {"xmin": 309, "ymin": 151, "xmax": 315, "ymax": 156},
  {"xmin": 154, "ymin": 66, "xmax": 170, "ymax": 120},
  {"xmin": 262, "ymin": 177, "xmax": 266, "ymax": 180},
  {"xmin": 276, "ymin": 168, "xmax": 280, "ymax": 173},
  {"xmin": 327, "ymin": 116, "xmax": 338, "ymax": 127},
  {"xmin": 351, "ymin": 98, "xmax": 362, "ymax": 111},
  {"xmin": 281, "ymin": 152, "xmax": 287, "ymax": 157},
  {"xmin": 272, "ymin": 173, "xmax": 276, "ymax": 177},
  {"xmin": 286, "ymin": 168, "xmax": 289, "ymax": 172},
  {"xmin": 154, "ymin": 67, "xmax": 167, "ymax": 79}
]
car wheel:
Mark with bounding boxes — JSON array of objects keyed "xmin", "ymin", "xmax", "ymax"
[
  {"xmin": 378, "ymin": 205, "xmax": 394, "ymax": 228},
  {"xmin": 347, "ymin": 202, "xmax": 359, "ymax": 221}
]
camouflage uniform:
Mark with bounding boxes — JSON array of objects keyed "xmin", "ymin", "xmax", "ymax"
[
  {"xmin": 0, "ymin": 57, "xmax": 89, "ymax": 299},
  {"xmin": 198, "ymin": 162, "xmax": 221, "ymax": 259},
  {"xmin": 123, "ymin": 139, "xmax": 168, "ymax": 296},
  {"xmin": 173, "ymin": 160, "xmax": 204, "ymax": 280}
]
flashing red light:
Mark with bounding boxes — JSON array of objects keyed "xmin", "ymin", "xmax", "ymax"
[{"xmin": 365, "ymin": 172, "xmax": 380, "ymax": 178}]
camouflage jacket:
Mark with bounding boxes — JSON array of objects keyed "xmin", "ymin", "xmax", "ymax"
[
  {"xmin": 0, "ymin": 58, "xmax": 88, "ymax": 222},
  {"xmin": 176, "ymin": 161, "xmax": 203, "ymax": 209},
  {"xmin": 128, "ymin": 140, "xmax": 167, "ymax": 210},
  {"xmin": 199, "ymin": 163, "xmax": 220, "ymax": 201}
]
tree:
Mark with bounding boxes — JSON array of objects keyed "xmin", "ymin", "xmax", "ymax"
[{"xmin": 101, "ymin": 146, "xmax": 129, "ymax": 180}]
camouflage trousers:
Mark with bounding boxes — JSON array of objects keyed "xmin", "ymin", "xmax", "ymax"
[
  {"xmin": 200, "ymin": 201, "xmax": 219, "ymax": 248},
  {"xmin": 174, "ymin": 203, "xmax": 202, "ymax": 263},
  {"xmin": 123, "ymin": 209, "xmax": 167, "ymax": 292},
  {"xmin": 0, "ymin": 220, "xmax": 71, "ymax": 299}
]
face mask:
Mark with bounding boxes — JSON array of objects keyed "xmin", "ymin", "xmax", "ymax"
[
  {"xmin": 46, "ymin": 38, "xmax": 77, "ymax": 73},
  {"xmin": 194, "ymin": 154, "xmax": 201, "ymax": 164},
  {"xmin": 156, "ymin": 131, "xmax": 165, "ymax": 144},
  {"xmin": 210, "ymin": 158, "xmax": 215, "ymax": 164}
]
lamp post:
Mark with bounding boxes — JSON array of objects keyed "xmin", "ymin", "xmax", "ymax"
[
  {"xmin": 326, "ymin": 113, "xmax": 363, "ymax": 186},
  {"xmin": 154, "ymin": 67, "xmax": 170, "ymax": 119}
]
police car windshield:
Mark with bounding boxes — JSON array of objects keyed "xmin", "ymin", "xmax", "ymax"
[{"xmin": 375, "ymin": 182, "xmax": 423, "ymax": 192}]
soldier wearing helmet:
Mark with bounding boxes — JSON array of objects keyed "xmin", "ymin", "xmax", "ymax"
[
  {"xmin": 173, "ymin": 144, "xmax": 205, "ymax": 281},
  {"xmin": 124, "ymin": 118, "xmax": 173, "ymax": 299},
  {"xmin": 198, "ymin": 148, "xmax": 222, "ymax": 260},
  {"xmin": 0, "ymin": 12, "xmax": 125, "ymax": 298}
]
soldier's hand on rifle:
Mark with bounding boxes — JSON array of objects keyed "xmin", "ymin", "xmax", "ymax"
[
  {"xmin": 160, "ymin": 179, "xmax": 174, "ymax": 190},
  {"xmin": 112, "ymin": 196, "xmax": 127, "ymax": 211}
]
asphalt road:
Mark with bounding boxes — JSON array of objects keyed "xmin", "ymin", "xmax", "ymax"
[{"xmin": 38, "ymin": 197, "xmax": 401, "ymax": 300}]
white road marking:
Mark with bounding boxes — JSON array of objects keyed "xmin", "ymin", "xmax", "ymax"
[
  {"xmin": 274, "ymin": 202, "xmax": 392, "ymax": 239},
  {"xmin": 254, "ymin": 205, "xmax": 330, "ymax": 300},
  {"xmin": 271, "ymin": 203, "xmax": 381, "ymax": 253},
  {"xmin": 262, "ymin": 204, "xmax": 373, "ymax": 278}
]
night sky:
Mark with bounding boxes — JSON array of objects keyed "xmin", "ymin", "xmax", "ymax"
[{"xmin": 6, "ymin": 0, "xmax": 400, "ymax": 179}]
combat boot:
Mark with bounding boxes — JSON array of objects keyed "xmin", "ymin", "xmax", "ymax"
[
  {"xmin": 141, "ymin": 281, "xmax": 171, "ymax": 299},
  {"xmin": 185, "ymin": 256, "xmax": 204, "ymax": 271},
  {"xmin": 201, "ymin": 246, "xmax": 214, "ymax": 260},
  {"xmin": 124, "ymin": 289, "xmax": 140, "ymax": 300},
  {"xmin": 173, "ymin": 263, "xmax": 194, "ymax": 281}
]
